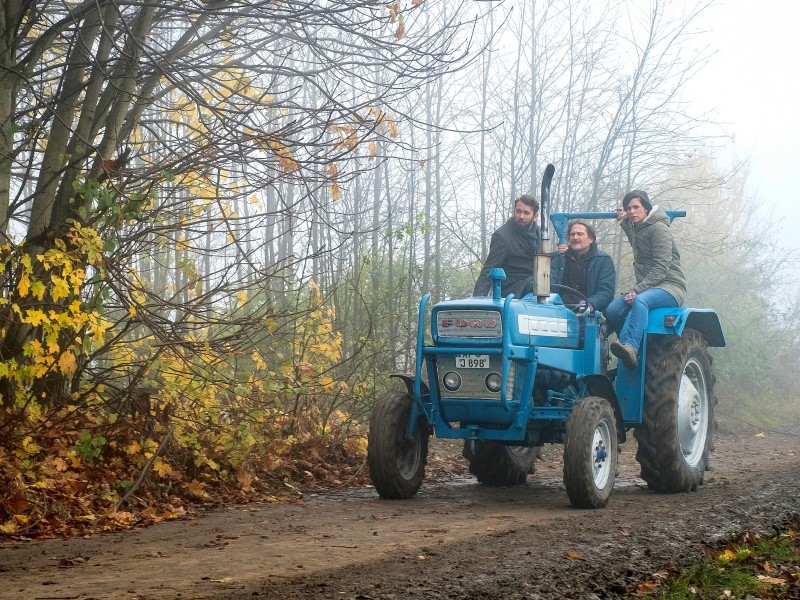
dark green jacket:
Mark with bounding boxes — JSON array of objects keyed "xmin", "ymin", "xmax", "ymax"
[{"xmin": 620, "ymin": 206, "xmax": 686, "ymax": 304}]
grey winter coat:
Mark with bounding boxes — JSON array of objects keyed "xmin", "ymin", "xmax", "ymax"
[
  {"xmin": 620, "ymin": 205, "xmax": 686, "ymax": 304},
  {"xmin": 473, "ymin": 218, "xmax": 541, "ymax": 297}
]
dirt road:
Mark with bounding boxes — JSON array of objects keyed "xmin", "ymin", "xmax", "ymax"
[{"xmin": 2, "ymin": 432, "xmax": 799, "ymax": 600}]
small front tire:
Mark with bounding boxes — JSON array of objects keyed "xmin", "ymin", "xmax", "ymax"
[
  {"xmin": 563, "ymin": 396, "xmax": 618, "ymax": 508},
  {"xmin": 367, "ymin": 391, "xmax": 429, "ymax": 499}
]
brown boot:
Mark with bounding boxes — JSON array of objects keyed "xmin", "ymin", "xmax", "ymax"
[{"xmin": 610, "ymin": 341, "xmax": 638, "ymax": 368}]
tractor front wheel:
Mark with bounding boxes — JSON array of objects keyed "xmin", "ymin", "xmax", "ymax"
[
  {"xmin": 635, "ymin": 330, "xmax": 715, "ymax": 493},
  {"xmin": 367, "ymin": 391, "xmax": 429, "ymax": 499},
  {"xmin": 462, "ymin": 441, "xmax": 537, "ymax": 485},
  {"xmin": 563, "ymin": 396, "xmax": 618, "ymax": 508}
]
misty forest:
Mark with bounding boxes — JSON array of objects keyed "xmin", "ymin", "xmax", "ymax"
[{"xmin": 1, "ymin": 0, "xmax": 798, "ymax": 534}]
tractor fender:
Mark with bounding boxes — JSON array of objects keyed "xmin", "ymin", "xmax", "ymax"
[
  {"xmin": 390, "ymin": 373, "xmax": 429, "ymax": 397},
  {"xmin": 647, "ymin": 307, "xmax": 725, "ymax": 347},
  {"xmin": 580, "ymin": 374, "xmax": 627, "ymax": 444}
]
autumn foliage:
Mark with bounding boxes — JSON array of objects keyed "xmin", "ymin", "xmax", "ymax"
[{"xmin": 0, "ymin": 228, "xmax": 371, "ymax": 538}]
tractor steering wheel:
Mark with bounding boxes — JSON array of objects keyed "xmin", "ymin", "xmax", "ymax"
[{"xmin": 551, "ymin": 284, "xmax": 591, "ymax": 314}]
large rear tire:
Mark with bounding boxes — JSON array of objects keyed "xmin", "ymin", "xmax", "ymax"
[
  {"xmin": 563, "ymin": 396, "xmax": 618, "ymax": 508},
  {"xmin": 367, "ymin": 391, "xmax": 429, "ymax": 499},
  {"xmin": 462, "ymin": 441, "xmax": 536, "ymax": 485},
  {"xmin": 634, "ymin": 330, "xmax": 715, "ymax": 493}
]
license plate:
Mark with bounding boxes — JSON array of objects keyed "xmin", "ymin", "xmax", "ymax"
[{"xmin": 455, "ymin": 354, "xmax": 489, "ymax": 369}]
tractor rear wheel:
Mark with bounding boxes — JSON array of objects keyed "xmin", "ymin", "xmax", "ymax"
[
  {"xmin": 367, "ymin": 391, "xmax": 429, "ymax": 499},
  {"xmin": 635, "ymin": 330, "xmax": 715, "ymax": 493},
  {"xmin": 563, "ymin": 396, "xmax": 618, "ymax": 508},
  {"xmin": 462, "ymin": 441, "xmax": 537, "ymax": 485}
]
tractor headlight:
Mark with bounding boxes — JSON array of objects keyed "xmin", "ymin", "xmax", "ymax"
[
  {"xmin": 485, "ymin": 372, "xmax": 502, "ymax": 393},
  {"xmin": 443, "ymin": 371, "xmax": 462, "ymax": 391}
]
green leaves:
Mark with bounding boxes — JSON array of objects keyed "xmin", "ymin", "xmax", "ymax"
[{"xmin": 71, "ymin": 432, "xmax": 107, "ymax": 461}]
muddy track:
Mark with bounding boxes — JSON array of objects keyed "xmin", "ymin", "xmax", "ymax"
[{"xmin": 2, "ymin": 432, "xmax": 799, "ymax": 600}]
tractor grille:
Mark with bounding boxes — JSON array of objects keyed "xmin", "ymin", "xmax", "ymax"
[{"xmin": 438, "ymin": 354, "xmax": 516, "ymax": 399}]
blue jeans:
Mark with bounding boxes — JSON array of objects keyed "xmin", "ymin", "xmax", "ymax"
[{"xmin": 605, "ymin": 288, "xmax": 678, "ymax": 352}]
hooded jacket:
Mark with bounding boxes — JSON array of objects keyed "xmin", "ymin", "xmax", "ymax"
[
  {"xmin": 473, "ymin": 217, "xmax": 541, "ymax": 297},
  {"xmin": 620, "ymin": 205, "xmax": 686, "ymax": 304},
  {"xmin": 550, "ymin": 245, "xmax": 616, "ymax": 312}
]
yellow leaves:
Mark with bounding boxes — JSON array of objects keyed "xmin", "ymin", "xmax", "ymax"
[
  {"xmin": 252, "ymin": 350, "xmax": 267, "ymax": 370},
  {"xmin": 185, "ymin": 479, "xmax": 210, "ymax": 499},
  {"xmin": 717, "ymin": 548, "xmax": 738, "ymax": 562},
  {"xmin": 18, "ymin": 435, "xmax": 42, "ymax": 458},
  {"xmin": 152, "ymin": 457, "xmax": 177, "ymax": 478},
  {"xmin": 17, "ymin": 272, "xmax": 30, "ymax": 297},
  {"xmin": 0, "ymin": 230, "xmax": 118, "ymax": 400},
  {"xmin": 248, "ymin": 194, "xmax": 263, "ymax": 210},
  {"xmin": 30, "ymin": 280, "xmax": 46, "ymax": 300},
  {"xmin": 0, "ymin": 521, "xmax": 19, "ymax": 534},
  {"xmin": 50, "ymin": 274, "xmax": 71, "ymax": 302},
  {"xmin": 58, "ymin": 350, "xmax": 77, "ymax": 375},
  {"xmin": 24, "ymin": 309, "xmax": 47, "ymax": 327}
]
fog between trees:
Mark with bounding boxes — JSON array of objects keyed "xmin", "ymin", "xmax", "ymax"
[{"xmin": 1, "ymin": 0, "xmax": 798, "ymax": 441}]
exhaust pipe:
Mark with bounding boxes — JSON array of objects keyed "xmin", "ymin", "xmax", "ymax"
[{"xmin": 533, "ymin": 164, "xmax": 555, "ymax": 302}]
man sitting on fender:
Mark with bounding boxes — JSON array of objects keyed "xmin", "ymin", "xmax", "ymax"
[{"xmin": 550, "ymin": 219, "xmax": 616, "ymax": 313}]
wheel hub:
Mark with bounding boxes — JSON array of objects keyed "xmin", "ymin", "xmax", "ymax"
[
  {"xmin": 591, "ymin": 425, "xmax": 612, "ymax": 487},
  {"xmin": 677, "ymin": 357, "xmax": 709, "ymax": 467},
  {"xmin": 679, "ymin": 375, "xmax": 701, "ymax": 435}
]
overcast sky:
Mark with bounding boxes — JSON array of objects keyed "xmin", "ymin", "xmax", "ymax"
[{"xmin": 692, "ymin": 0, "xmax": 800, "ymax": 252}]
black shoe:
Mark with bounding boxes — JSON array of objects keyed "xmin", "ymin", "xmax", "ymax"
[{"xmin": 610, "ymin": 341, "xmax": 638, "ymax": 368}]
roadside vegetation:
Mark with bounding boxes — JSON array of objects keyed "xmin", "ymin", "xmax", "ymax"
[{"xmin": 636, "ymin": 520, "xmax": 800, "ymax": 599}]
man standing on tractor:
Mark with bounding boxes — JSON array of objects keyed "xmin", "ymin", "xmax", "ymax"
[
  {"xmin": 606, "ymin": 190, "xmax": 686, "ymax": 368},
  {"xmin": 550, "ymin": 219, "xmax": 616, "ymax": 313},
  {"xmin": 473, "ymin": 194, "xmax": 541, "ymax": 298}
]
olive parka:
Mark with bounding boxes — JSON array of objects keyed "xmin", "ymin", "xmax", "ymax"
[{"xmin": 619, "ymin": 205, "xmax": 686, "ymax": 305}]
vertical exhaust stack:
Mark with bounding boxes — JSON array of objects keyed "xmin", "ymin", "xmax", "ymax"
[{"xmin": 534, "ymin": 164, "xmax": 555, "ymax": 302}]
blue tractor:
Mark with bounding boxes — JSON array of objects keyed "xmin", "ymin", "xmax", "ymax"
[{"xmin": 367, "ymin": 165, "xmax": 725, "ymax": 508}]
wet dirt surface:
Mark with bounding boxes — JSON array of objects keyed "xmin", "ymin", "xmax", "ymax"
[{"xmin": 2, "ymin": 432, "xmax": 800, "ymax": 600}]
